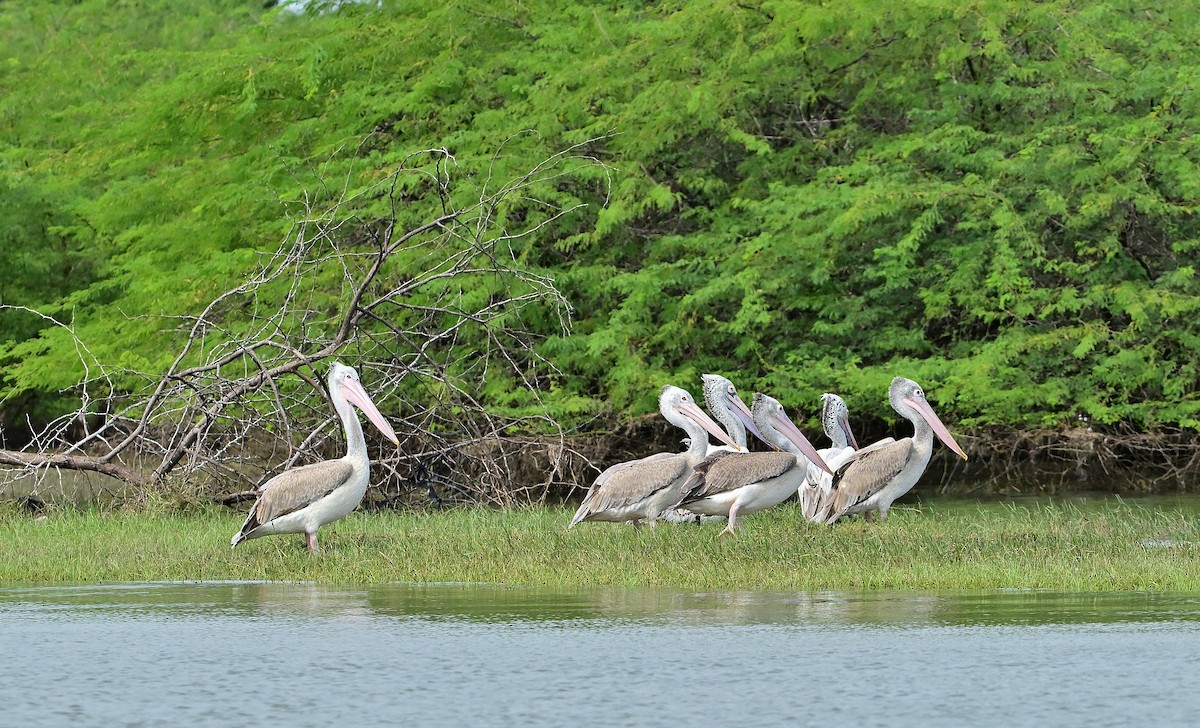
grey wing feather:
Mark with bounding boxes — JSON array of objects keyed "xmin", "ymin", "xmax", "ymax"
[
  {"xmin": 573, "ymin": 451, "xmax": 676, "ymax": 513},
  {"xmin": 673, "ymin": 450, "xmax": 737, "ymax": 506},
  {"xmin": 572, "ymin": 454, "xmax": 690, "ymax": 523},
  {"xmin": 252, "ymin": 460, "xmax": 355, "ymax": 525},
  {"xmin": 853, "ymin": 437, "xmax": 896, "ymax": 457},
  {"xmin": 820, "ymin": 439, "xmax": 913, "ymax": 523},
  {"xmin": 593, "ymin": 451, "xmax": 675, "ymax": 489},
  {"xmin": 680, "ymin": 451, "xmax": 796, "ymax": 503},
  {"xmin": 803, "ymin": 446, "xmax": 861, "ymax": 522}
]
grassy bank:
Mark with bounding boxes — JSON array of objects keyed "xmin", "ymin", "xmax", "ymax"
[{"xmin": 1, "ymin": 500, "xmax": 1197, "ymax": 590}]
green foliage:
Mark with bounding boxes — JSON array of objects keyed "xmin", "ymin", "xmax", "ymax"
[{"xmin": 3, "ymin": 0, "xmax": 1200, "ymax": 437}]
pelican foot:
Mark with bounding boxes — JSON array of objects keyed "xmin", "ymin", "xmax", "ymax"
[
  {"xmin": 718, "ymin": 504, "xmax": 742, "ymax": 538},
  {"xmin": 305, "ymin": 532, "xmax": 320, "ymax": 553}
]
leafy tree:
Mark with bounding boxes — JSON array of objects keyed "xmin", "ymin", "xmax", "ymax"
[{"xmin": 2, "ymin": 0, "xmax": 1200, "ymax": 490}]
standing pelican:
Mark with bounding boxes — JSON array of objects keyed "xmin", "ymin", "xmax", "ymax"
[
  {"xmin": 660, "ymin": 374, "xmax": 764, "ymax": 524},
  {"xmin": 797, "ymin": 394, "xmax": 870, "ymax": 521},
  {"xmin": 569, "ymin": 386, "xmax": 741, "ymax": 529},
  {"xmin": 231, "ymin": 362, "xmax": 399, "ymax": 552},
  {"xmin": 672, "ymin": 393, "xmax": 831, "ymax": 537},
  {"xmin": 816, "ymin": 377, "xmax": 967, "ymax": 524}
]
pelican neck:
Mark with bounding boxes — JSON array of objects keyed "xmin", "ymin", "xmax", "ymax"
[{"xmin": 336, "ymin": 393, "xmax": 368, "ymax": 459}]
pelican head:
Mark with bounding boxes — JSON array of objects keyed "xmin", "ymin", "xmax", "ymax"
[
  {"xmin": 750, "ymin": 393, "xmax": 832, "ymax": 474},
  {"xmin": 660, "ymin": 385, "xmax": 742, "ymax": 452},
  {"xmin": 328, "ymin": 362, "xmax": 400, "ymax": 445},
  {"xmin": 702, "ymin": 373, "xmax": 765, "ymax": 447},
  {"xmin": 820, "ymin": 393, "xmax": 858, "ymax": 450},
  {"xmin": 888, "ymin": 377, "xmax": 966, "ymax": 461}
]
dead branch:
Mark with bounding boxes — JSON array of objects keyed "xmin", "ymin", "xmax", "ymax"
[
  {"xmin": 0, "ymin": 450, "xmax": 148, "ymax": 486},
  {"xmin": 0, "ymin": 135, "xmax": 615, "ymax": 506}
]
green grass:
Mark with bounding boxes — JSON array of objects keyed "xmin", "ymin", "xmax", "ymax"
[{"xmin": 2, "ymin": 500, "xmax": 1198, "ymax": 590}]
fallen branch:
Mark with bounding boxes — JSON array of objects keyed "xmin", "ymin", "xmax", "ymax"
[{"xmin": 0, "ymin": 135, "xmax": 615, "ymax": 506}]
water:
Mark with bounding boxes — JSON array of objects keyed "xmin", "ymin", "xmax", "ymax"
[{"xmin": 2, "ymin": 583, "xmax": 1198, "ymax": 727}]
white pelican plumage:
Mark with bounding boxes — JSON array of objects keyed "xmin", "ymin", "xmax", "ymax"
[
  {"xmin": 569, "ymin": 385, "xmax": 741, "ymax": 530},
  {"xmin": 797, "ymin": 393, "xmax": 877, "ymax": 522},
  {"xmin": 231, "ymin": 362, "xmax": 398, "ymax": 552},
  {"xmin": 672, "ymin": 393, "xmax": 831, "ymax": 537},
  {"xmin": 660, "ymin": 373, "xmax": 762, "ymax": 524},
  {"xmin": 816, "ymin": 377, "xmax": 967, "ymax": 524}
]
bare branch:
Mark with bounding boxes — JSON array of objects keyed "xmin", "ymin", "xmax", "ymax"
[{"xmin": 1, "ymin": 136, "xmax": 615, "ymax": 506}]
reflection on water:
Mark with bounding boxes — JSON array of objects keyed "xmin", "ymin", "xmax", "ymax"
[
  {"xmin": 6, "ymin": 581, "xmax": 1199, "ymax": 628},
  {"xmin": 2, "ymin": 582, "xmax": 1198, "ymax": 727}
]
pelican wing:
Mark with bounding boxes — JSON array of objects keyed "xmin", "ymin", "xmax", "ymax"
[
  {"xmin": 800, "ymin": 449, "xmax": 838, "ymax": 521},
  {"xmin": 251, "ymin": 460, "xmax": 356, "ymax": 526},
  {"xmin": 570, "ymin": 453, "xmax": 690, "ymax": 525},
  {"xmin": 571, "ymin": 452, "xmax": 675, "ymax": 521},
  {"xmin": 819, "ymin": 438, "xmax": 914, "ymax": 523},
  {"xmin": 679, "ymin": 451, "xmax": 796, "ymax": 504},
  {"xmin": 852, "ymin": 437, "xmax": 896, "ymax": 458},
  {"xmin": 804, "ymin": 446, "xmax": 860, "ymax": 489},
  {"xmin": 799, "ymin": 481, "xmax": 823, "ymax": 521},
  {"xmin": 593, "ymin": 451, "xmax": 676, "ymax": 489}
]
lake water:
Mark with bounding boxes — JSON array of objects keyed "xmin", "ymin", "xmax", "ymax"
[{"xmin": 2, "ymin": 582, "xmax": 1198, "ymax": 727}]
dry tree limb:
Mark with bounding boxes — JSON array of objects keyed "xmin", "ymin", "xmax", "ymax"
[
  {"xmin": 0, "ymin": 136, "xmax": 613, "ymax": 506},
  {"xmin": 0, "ymin": 449, "xmax": 148, "ymax": 487}
]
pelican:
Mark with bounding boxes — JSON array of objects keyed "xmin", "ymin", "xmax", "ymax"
[
  {"xmin": 797, "ymin": 393, "xmax": 875, "ymax": 521},
  {"xmin": 231, "ymin": 362, "xmax": 399, "ymax": 552},
  {"xmin": 816, "ymin": 377, "xmax": 967, "ymax": 524},
  {"xmin": 569, "ymin": 385, "xmax": 741, "ymax": 529},
  {"xmin": 672, "ymin": 393, "xmax": 831, "ymax": 537},
  {"xmin": 660, "ymin": 374, "xmax": 763, "ymax": 524}
]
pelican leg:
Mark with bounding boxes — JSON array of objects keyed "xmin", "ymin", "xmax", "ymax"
[
  {"xmin": 718, "ymin": 503, "xmax": 742, "ymax": 538},
  {"xmin": 630, "ymin": 519, "xmax": 642, "ymax": 531},
  {"xmin": 864, "ymin": 511, "xmax": 875, "ymax": 523},
  {"xmin": 877, "ymin": 508, "xmax": 889, "ymax": 522},
  {"xmin": 305, "ymin": 531, "xmax": 320, "ymax": 553}
]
